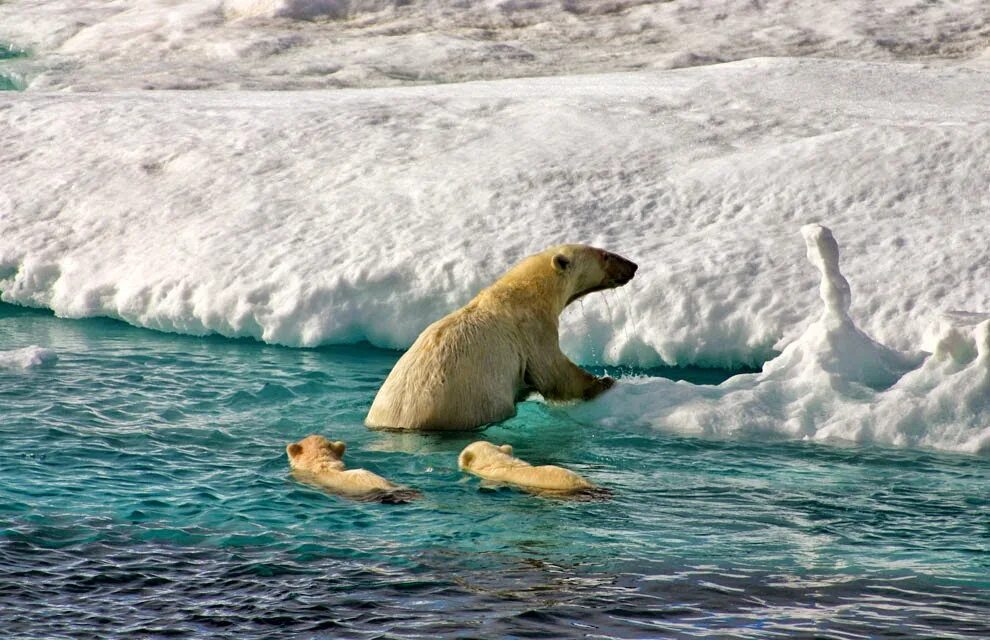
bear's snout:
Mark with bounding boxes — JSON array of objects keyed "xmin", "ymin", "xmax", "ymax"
[{"xmin": 606, "ymin": 253, "xmax": 637, "ymax": 286}]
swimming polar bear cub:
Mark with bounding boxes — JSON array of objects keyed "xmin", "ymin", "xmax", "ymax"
[
  {"xmin": 365, "ymin": 244, "xmax": 637, "ymax": 431},
  {"xmin": 458, "ymin": 441, "xmax": 599, "ymax": 495},
  {"xmin": 286, "ymin": 435, "xmax": 419, "ymax": 502}
]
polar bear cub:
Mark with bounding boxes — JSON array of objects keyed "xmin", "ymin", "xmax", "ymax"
[
  {"xmin": 286, "ymin": 434, "xmax": 418, "ymax": 502},
  {"xmin": 457, "ymin": 441, "xmax": 598, "ymax": 495}
]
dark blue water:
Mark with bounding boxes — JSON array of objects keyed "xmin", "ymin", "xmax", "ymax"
[{"xmin": 1, "ymin": 303, "xmax": 988, "ymax": 639}]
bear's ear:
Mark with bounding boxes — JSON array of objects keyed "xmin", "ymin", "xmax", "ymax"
[
  {"xmin": 287, "ymin": 443, "xmax": 303, "ymax": 458},
  {"xmin": 459, "ymin": 451, "xmax": 474, "ymax": 469},
  {"xmin": 552, "ymin": 254, "xmax": 571, "ymax": 273},
  {"xmin": 499, "ymin": 444, "xmax": 514, "ymax": 455},
  {"xmin": 330, "ymin": 441, "xmax": 346, "ymax": 457}
]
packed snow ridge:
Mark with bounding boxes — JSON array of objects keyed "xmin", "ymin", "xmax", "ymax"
[{"xmin": 568, "ymin": 225, "xmax": 990, "ymax": 456}]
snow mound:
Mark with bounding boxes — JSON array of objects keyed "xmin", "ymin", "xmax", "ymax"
[
  {"xmin": 773, "ymin": 224, "xmax": 924, "ymax": 392},
  {"xmin": 568, "ymin": 226, "xmax": 990, "ymax": 455},
  {"xmin": 0, "ymin": 346, "xmax": 58, "ymax": 369}
]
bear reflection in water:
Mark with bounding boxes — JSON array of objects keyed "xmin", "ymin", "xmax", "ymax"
[{"xmin": 365, "ymin": 244, "xmax": 637, "ymax": 431}]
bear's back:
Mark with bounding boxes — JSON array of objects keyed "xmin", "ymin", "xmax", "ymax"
[{"xmin": 365, "ymin": 306, "xmax": 525, "ymax": 430}]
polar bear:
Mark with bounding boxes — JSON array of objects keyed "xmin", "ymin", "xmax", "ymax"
[
  {"xmin": 365, "ymin": 244, "xmax": 637, "ymax": 430},
  {"xmin": 286, "ymin": 434, "xmax": 419, "ymax": 502},
  {"xmin": 458, "ymin": 441, "xmax": 599, "ymax": 495}
]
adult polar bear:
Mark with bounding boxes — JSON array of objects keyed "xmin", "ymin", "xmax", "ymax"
[{"xmin": 365, "ymin": 244, "xmax": 637, "ymax": 431}]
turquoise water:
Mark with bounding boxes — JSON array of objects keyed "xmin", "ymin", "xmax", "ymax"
[
  {"xmin": 1, "ymin": 302, "xmax": 988, "ymax": 638},
  {"xmin": 0, "ymin": 43, "xmax": 27, "ymax": 61},
  {"xmin": 0, "ymin": 75, "xmax": 23, "ymax": 91},
  {"xmin": 0, "ymin": 43, "xmax": 27, "ymax": 90}
]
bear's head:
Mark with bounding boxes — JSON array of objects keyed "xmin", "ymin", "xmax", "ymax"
[
  {"xmin": 458, "ymin": 441, "xmax": 516, "ymax": 471},
  {"xmin": 287, "ymin": 434, "xmax": 347, "ymax": 472},
  {"xmin": 549, "ymin": 244, "xmax": 637, "ymax": 306}
]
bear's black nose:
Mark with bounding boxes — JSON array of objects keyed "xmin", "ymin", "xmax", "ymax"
[{"xmin": 616, "ymin": 257, "xmax": 637, "ymax": 282}]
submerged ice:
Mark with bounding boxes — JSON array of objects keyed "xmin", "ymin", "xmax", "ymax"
[
  {"xmin": 0, "ymin": 345, "xmax": 58, "ymax": 369},
  {"xmin": 569, "ymin": 226, "xmax": 990, "ymax": 455}
]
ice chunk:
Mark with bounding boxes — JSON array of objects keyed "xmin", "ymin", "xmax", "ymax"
[
  {"xmin": 0, "ymin": 346, "xmax": 58, "ymax": 369},
  {"xmin": 763, "ymin": 224, "xmax": 924, "ymax": 393}
]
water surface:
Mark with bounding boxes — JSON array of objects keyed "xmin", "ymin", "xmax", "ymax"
[{"xmin": 1, "ymin": 303, "xmax": 987, "ymax": 638}]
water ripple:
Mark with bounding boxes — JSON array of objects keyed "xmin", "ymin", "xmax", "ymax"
[{"xmin": 1, "ymin": 305, "xmax": 989, "ymax": 637}]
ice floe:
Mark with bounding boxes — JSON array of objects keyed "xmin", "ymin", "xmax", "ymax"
[
  {"xmin": 567, "ymin": 225, "xmax": 990, "ymax": 455},
  {"xmin": 2, "ymin": 0, "xmax": 989, "ymax": 90},
  {"xmin": 1, "ymin": 59, "xmax": 987, "ymax": 369}
]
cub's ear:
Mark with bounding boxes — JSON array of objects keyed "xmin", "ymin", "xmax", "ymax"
[
  {"xmin": 287, "ymin": 443, "xmax": 303, "ymax": 458},
  {"xmin": 330, "ymin": 441, "xmax": 346, "ymax": 457},
  {"xmin": 499, "ymin": 444, "xmax": 514, "ymax": 455},
  {"xmin": 552, "ymin": 254, "xmax": 571, "ymax": 272},
  {"xmin": 459, "ymin": 451, "xmax": 474, "ymax": 469}
]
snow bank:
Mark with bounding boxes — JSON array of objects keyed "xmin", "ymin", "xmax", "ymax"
[
  {"xmin": 1, "ymin": 58, "xmax": 988, "ymax": 368},
  {"xmin": 0, "ymin": 346, "xmax": 58, "ymax": 369},
  {"xmin": 567, "ymin": 226, "xmax": 990, "ymax": 455},
  {"xmin": 1, "ymin": 0, "xmax": 988, "ymax": 90}
]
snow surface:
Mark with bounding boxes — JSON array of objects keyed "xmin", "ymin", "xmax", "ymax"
[
  {"xmin": 2, "ymin": 58, "xmax": 988, "ymax": 371},
  {"xmin": 567, "ymin": 225, "xmax": 990, "ymax": 455},
  {"xmin": 1, "ymin": 0, "xmax": 989, "ymax": 91},
  {"xmin": 0, "ymin": 346, "xmax": 58, "ymax": 369}
]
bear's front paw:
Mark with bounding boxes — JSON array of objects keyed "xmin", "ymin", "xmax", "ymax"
[{"xmin": 584, "ymin": 376, "xmax": 615, "ymax": 400}]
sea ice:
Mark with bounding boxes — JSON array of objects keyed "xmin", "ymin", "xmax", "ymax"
[
  {"xmin": 0, "ymin": 345, "xmax": 58, "ymax": 369},
  {"xmin": 567, "ymin": 225, "xmax": 990, "ymax": 455},
  {"xmin": 1, "ymin": 58, "xmax": 987, "ymax": 370},
  {"xmin": 1, "ymin": 0, "xmax": 989, "ymax": 91}
]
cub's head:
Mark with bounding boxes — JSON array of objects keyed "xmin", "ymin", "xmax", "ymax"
[
  {"xmin": 286, "ymin": 434, "xmax": 347, "ymax": 472},
  {"xmin": 458, "ymin": 441, "xmax": 515, "ymax": 471},
  {"xmin": 548, "ymin": 244, "xmax": 637, "ymax": 306}
]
